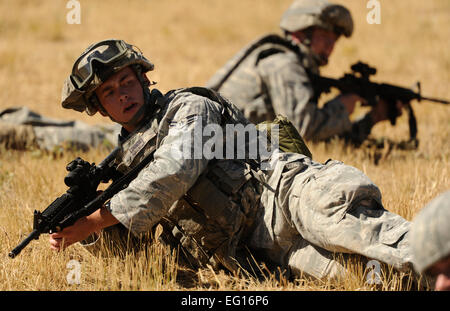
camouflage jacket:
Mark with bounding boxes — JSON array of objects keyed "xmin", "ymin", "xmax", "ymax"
[
  {"xmin": 206, "ymin": 34, "xmax": 372, "ymax": 144},
  {"xmin": 108, "ymin": 87, "xmax": 262, "ymax": 271}
]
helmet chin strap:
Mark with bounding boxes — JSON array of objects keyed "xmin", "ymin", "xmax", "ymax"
[
  {"xmin": 287, "ymin": 29, "xmax": 328, "ymax": 68},
  {"xmin": 311, "ymin": 52, "xmax": 328, "ymax": 67}
]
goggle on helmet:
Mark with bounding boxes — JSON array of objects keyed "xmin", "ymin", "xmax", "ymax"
[
  {"xmin": 280, "ymin": 0, "xmax": 353, "ymax": 38},
  {"xmin": 61, "ymin": 39, "xmax": 154, "ymax": 115}
]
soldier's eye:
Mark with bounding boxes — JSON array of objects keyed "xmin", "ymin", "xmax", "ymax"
[
  {"xmin": 104, "ymin": 90, "xmax": 114, "ymax": 97},
  {"xmin": 125, "ymin": 79, "xmax": 136, "ymax": 86}
]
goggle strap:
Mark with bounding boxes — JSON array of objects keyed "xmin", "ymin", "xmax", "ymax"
[{"xmin": 71, "ymin": 40, "xmax": 129, "ymax": 89}]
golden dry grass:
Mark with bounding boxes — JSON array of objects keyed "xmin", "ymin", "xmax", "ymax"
[{"xmin": 0, "ymin": 0, "xmax": 448, "ymax": 291}]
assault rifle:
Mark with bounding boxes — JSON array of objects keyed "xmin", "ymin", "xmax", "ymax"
[
  {"xmin": 311, "ymin": 61, "xmax": 450, "ymax": 145},
  {"xmin": 9, "ymin": 147, "xmax": 155, "ymax": 258}
]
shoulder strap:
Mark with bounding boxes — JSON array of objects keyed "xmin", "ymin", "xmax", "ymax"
[
  {"xmin": 167, "ymin": 86, "xmax": 235, "ymax": 126},
  {"xmin": 212, "ymin": 34, "xmax": 303, "ymax": 90}
]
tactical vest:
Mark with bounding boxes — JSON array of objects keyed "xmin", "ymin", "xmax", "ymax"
[
  {"xmin": 114, "ymin": 87, "xmax": 312, "ymax": 273},
  {"xmin": 114, "ymin": 87, "xmax": 263, "ymax": 273},
  {"xmin": 257, "ymin": 114, "xmax": 312, "ymax": 158}
]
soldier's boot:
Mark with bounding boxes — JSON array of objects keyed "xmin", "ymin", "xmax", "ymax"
[{"xmin": 287, "ymin": 238, "xmax": 347, "ymax": 281}]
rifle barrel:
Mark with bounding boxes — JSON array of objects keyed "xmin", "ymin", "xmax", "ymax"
[
  {"xmin": 420, "ymin": 96, "xmax": 450, "ymax": 105},
  {"xmin": 8, "ymin": 229, "xmax": 40, "ymax": 258}
]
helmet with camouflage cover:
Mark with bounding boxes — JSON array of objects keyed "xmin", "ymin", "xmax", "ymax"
[
  {"xmin": 410, "ymin": 191, "xmax": 450, "ymax": 274},
  {"xmin": 61, "ymin": 39, "xmax": 154, "ymax": 115},
  {"xmin": 280, "ymin": 0, "xmax": 353, "ymax": 38}
]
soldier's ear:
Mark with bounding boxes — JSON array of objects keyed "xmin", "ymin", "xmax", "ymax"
[{"xmin": 91, "ymin": 92, "xmax": 109, "ymax": 117}]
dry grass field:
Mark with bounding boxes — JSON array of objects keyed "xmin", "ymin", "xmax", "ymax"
[{"xmin": 0, "ymin": 0, "xmax": 448, "ymax": 291}]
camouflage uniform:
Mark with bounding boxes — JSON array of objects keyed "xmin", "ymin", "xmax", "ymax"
[
  {"xmin": 0, "ymin": 107, "xmax": 120, "ymax": 151},
  {"xmin": 410, "ymin": 191, "xmax": 450, "ymax": 275},
  {"xmin": 252, "ymin": 153, "xmax": 411, "ymax": 278},
  {"xmin": 83, "ymin": 87, "xmax": 411, "ymax": 279},
  {"xmin": 206, "ymin": 0, "xmax": 373, "ymax": 144},
  {"xmin": 62, "ymin": 39, "xmax": 412, "ymax": 280}
]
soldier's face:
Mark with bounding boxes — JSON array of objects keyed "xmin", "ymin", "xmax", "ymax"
[
  {"xmin": 310, "ymin": 28, "xmax": 339, "ymax": 66},
  {"xmin": 95, "ymin": 66, "xmax": 146, "ymax": 132}
]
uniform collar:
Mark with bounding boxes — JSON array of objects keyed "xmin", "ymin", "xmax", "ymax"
[
  {"xmin": 296, "ymin": 41, "xmax": 321, "ymax": 75},
  {"xmin": 118, "ymin": 88, "xmax": 164, "ymax": 143}
]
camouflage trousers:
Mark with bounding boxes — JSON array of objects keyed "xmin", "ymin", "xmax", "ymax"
[{"xmin": 248, "ymin": 153, "xmax": 412, "ymax": 280}]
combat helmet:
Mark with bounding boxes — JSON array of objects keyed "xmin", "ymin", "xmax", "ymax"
[
  {"xmin": 61, "ymin": 39, "xmax": 154, "ymax": 115},
  {"xmin": 410, "ymin": 191, "xmax": 450, "ymax": 274},
  {"xmin": 280, "ymin": 0, "xmax": 354, "ymax": 38}
]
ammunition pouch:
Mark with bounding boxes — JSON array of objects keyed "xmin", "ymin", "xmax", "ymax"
[
  {"xmin": 163, "ymin": 159, "xmax": 262, "ymax": 272},
  {"xmin": 257, "ymin": 114, "xmax": 312, "ymax": 158}
]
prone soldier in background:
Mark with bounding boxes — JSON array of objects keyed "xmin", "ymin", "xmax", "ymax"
[
  {"xmin": 206, "ymin": 0, "xmax": 404, "ymax": 146},
  {"xmin": 48, "ymin": 39, "xmax": 416, "ymax": 283},
  {"xmin": 0, "ymin": 107, "xmax": 120, "ymax": 152}
]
